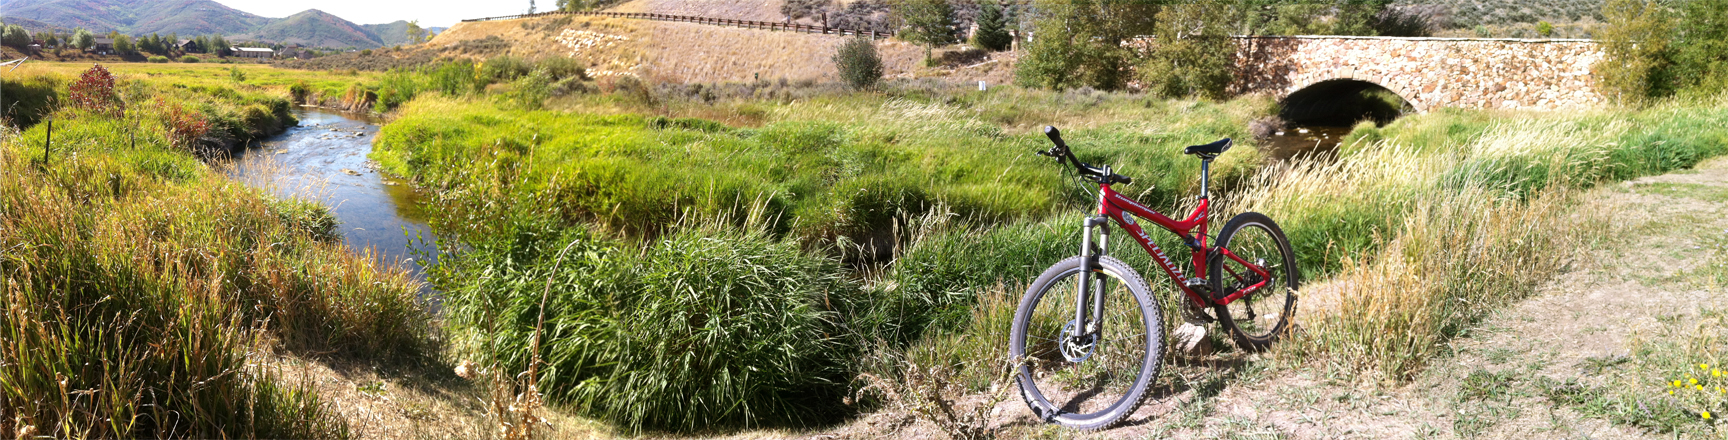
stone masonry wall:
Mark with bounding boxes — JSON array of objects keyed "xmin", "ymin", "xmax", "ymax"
[{"xmin": 1230, "ymin": 36, "xmax": 1605, "ymax": 111}]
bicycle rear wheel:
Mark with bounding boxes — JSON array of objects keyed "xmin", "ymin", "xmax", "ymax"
[
  {"xmin": 1010, "ymin": 255, "xmax": 1163, "ymax": 430},
  {"xmin": 1210, "ymin": 212, "xmax": 1299, "ymax": 352}
]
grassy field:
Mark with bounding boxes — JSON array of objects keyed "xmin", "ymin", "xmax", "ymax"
[
  {"xmin": 359, "ymin": 53, "xmax": 1728, "ymax": 433},
  {"xmin": 8, "ymin": 57, "xmax": 1728, "ymax": 437},
  {"xmin": 0, "ymin": 62, "xmax": 428, "ymax": 438}
]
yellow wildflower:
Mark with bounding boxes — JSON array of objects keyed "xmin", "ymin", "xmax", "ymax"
[
  {"xmin": 1702, "ymin": 364, "xmax": 1711, "ymax": 370},
  {"xmin": 1676, "ymin": 379, "xmax": 1685, "ymax": 387},
  {"xmin": 1716, "ymin": 369, "xmax": 1723, "ymax": 378},
  {"xmin": 1705, "ymin": 411, "xmax": 1713, "ymax": 420},
  {"xmin": 1692, "ymin": 377, "xmax": 1701, "ymax": 385},
  {"xmin": 1698, "ymin": 385, "xmax": 1706, "ymax": 391}
]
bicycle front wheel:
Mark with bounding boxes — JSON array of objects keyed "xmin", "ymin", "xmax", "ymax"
[{"xmin": 1010, "ymin": 255, "xmax": 1164, "ymax": 431}]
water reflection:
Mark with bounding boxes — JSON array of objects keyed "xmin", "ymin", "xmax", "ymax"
[
  {"xmin": 1261, "ymin": 125, "xmax": 1352, "ymax": 160},
  {"xmin": 226, "ymin": 109, "xmax": 438, "ymax": 284}
]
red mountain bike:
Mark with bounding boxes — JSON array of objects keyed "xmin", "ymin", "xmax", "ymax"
[{"xmin": 1010, "ymin": 126, "xmax": 1300, "ymax": 430}]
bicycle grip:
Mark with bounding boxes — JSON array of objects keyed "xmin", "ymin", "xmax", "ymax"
[{"xmin": 1044, "ymin": 126, "xmax": 1068, "ymax": 151}]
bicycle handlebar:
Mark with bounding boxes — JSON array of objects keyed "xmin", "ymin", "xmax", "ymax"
[{"xmin": 1041, "ymin": 126, "xmax": 1133, "ymax": 186}]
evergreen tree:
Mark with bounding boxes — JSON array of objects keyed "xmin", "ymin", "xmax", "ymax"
[
  {"xmin": 891, "ymin": 0, "xmax": 957, "ymax": 64},
  {"xmin": 972, "ymin": 1, "xmax": 1011, "ymax": 51}
]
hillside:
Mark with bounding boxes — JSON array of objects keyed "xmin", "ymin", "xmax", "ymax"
[
  {"xmin": 230, "ymin": 9, "xmax": 382, "ymax": 48},
  {"xmin": 0, "ymin": 0, "xmax": 420, "ymax": 48},
  {"xmin": 421, "ymin": 14, "xmax": 1010, "ymax": 84},
  {"xmin": 362, "ymin": 21, "xmax": 448, "ymax": 48},
  {"xmin": 0, "ymin": 0, "xmax": 268, "ymax": 35},
  {"xmin": 609, "ymin": 0, "xmax": 786, "ymax": 22}
]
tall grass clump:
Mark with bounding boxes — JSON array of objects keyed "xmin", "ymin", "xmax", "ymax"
[
  {"xmin": 436, "ymin": 219, "xmax": 861, "ymax": 432},
  {"xmin": 0, "ymin": 69, "xmax": 62, "ymax": 128}
]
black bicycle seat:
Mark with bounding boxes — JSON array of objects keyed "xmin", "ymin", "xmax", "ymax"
[{"xmin": 1183, "ymin": 138, "xmax": 1232, "ymax": 157}]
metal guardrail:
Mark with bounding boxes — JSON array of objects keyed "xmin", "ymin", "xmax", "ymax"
[{"xmin": 462, "ymin": 10, "xmax": 894, "ymax": 39}]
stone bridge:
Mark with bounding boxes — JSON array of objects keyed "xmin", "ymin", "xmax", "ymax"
[{"xmin": 1230, "ymin": 36, "xmax": 1604, "ymax": 113}]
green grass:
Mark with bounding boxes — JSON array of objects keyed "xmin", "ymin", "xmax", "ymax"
[
  {"xmin": 376, "ymin": 74, "xmax": 1728, "ymax": 430},
  {"xmin": 0, "ymin": 65, "xmax": 431, "ymax": 438}
]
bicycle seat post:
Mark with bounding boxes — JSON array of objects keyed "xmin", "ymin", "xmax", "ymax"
[{"xmin": 1200, "ymin": 159, "xmax": 1212, "ymax": 201}]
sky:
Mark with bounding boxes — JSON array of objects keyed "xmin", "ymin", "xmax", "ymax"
[{"xmin": 212, "ymin": 0, "xmax": 538, "ymax": 28}]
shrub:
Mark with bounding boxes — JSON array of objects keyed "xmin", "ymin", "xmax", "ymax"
[
  {"xmin": 1596, "ymin": 0, "xmax": 1675, "ymax": 104},
  {"xmin": 440, "ymin": 227, "xmax": 859, "ymax": 432},
  {"xmin": 832, "ymin": 37, "xmax": 884, "ymax": 90},
  {"xmin": 375, "ymin": 68, "xmax": 422, "ymax": 111},
  {"xmin": 180, "ymin": 55, "xmax": 199, "ymax": 63},
  {"xmin": 1141, "ymin": 4, "xmax": 1236, "ymax": 99},
  {"xmin": 156, "ymin": 98, "xmax": 210, "ymax": 150},
  {"xmin": 69, "ymin": 64, "xmax": 124, "ymax": 116},
  {"xmin": 504, "ymin": 68, "xmax": 553, "ymax": 110},
  {"xmin": 537, "ymin": 56, "xmax": 587, "ymax": 81},
  {"xmin": 1015, "ymin": 0, "xmax": 1151, "ymax": 90},
  {"xmin": 429, "ymin": 60, "xmax": 480, "ymax": 96},
  {"xmin": 147, "ymin": 55, "xmax": 170, "ymax": 63},
  {"xmin": 1536, "ymin": 20, "xmax": 1554, "ymax": 36},
  {"xmin": 481, "ymin": 55, "xmax": 531, "ymax": 84}
]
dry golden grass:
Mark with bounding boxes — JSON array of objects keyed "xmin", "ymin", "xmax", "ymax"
[
  {"xmin": 428, "ymin": 14, "xmax": 961, "ymax": 83},
  {"xmin": 609, "ymin": 0, "xmax": 788, "ymax": 22}
]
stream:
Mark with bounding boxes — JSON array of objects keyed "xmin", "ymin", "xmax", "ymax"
[{"xmin": 226, "ymin": 109, "xmax": 439, "ymax": 287}]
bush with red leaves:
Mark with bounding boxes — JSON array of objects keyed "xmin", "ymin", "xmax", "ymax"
[
  {"xmin": 156, "ymin": 98, "xmax": 208, "ymax": 150},
  {"xmin": 68, "ymin": 64, "xmax": 125, "ymax": 116}
]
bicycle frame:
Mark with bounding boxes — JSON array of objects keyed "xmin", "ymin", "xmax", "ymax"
[{"xmin": 1081, "ymin": 183, "xmax": 1272, "ymax": 309}]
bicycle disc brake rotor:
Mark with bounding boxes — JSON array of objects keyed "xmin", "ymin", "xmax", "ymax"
[{"xmin": 1060, "ymin": 320, "xmax": 1098, "ymax": 362}]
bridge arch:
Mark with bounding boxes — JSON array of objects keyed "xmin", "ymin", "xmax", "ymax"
[{"xmin": 1279, "ymin": 78, "xmax": 1414, "ymax": 127}]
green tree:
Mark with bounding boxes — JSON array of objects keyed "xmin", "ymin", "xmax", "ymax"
[
  {"xmin": 73, "ymin": 28, "xmax": 94, "ymax": 50},
  {"xmin": 1142, "ymin": 2, "xmax": 1238, "ymax": 99},
  {"xmin": 111, "ymin": 32, "xmax": 137, "ymax": 55},
  {"xmin": 972, "ymin": 1, "xmax": 1012, "ymax": 51},
  {"xmin": 1596, "ymin": 0, "xmax": 1675, "ymax": 104},
  {"xmin": 1673, "ymin": 0, "xmax": 1728, "ymax": 94},
  {"xmin": 892, "ymin": 0, "xmax": 957, "ymax": 64},
  {"xmin": 832, "ymin": 36, "xmax": 884, "ymax": 89},
  {"xmin": 1332, "ymin": 0, "xmax": 1392, "ymax": 35},
  {"xmin": 1236, "ymin": 1, "xmax": 1333, "ymax": 35},
  {"xmin": 1, "ymin": 25, "xmax": 30, "ymax": 48},
  {"xmin": 1015, "ymin": 0, "xmax": 1156, "ymax": 90},
  {"xmin": 36, "ymin": 31, "xmax": 58, "ymax": 48},
  {"xmin": 406, "ymin": 20, "xmax": 427, "ymax": 45}
]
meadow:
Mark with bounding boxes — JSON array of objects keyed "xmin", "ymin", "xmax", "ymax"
[
  {"xmin": 363, "ymin": 57, "xmax": 1728, "ymax": 433},
  {"xmin": 5, "ymin": 58, "xmax": 1728, "ymax": 437},
  {"xmin": 0, "ymin": 62, "xmax": 427, "ymax": 439}
]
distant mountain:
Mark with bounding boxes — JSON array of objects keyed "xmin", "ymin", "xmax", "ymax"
[
  {"xmin": 230, "ymin": 9, "xmax": 382, "ymax": 49},
  {"xmin": 1, "ymin": 0, "xmax": 268, "ymax": 36},
  {"xmin": 0, "ymin": 0, "xmax": 426, "ymax": 49}
]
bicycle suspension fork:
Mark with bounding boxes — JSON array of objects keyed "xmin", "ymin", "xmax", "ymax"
[{"xmin": 1075, "ymin": 214, "xmax": 1110, "ymax": 337}]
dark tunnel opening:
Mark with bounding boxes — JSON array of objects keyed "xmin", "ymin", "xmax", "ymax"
[
  {"xmin": 1258, "ymin": 79, "xmax": 1414, "ymax": 160},
  {"xmin": 1279, "ymin": 79, "xmax": 1413, "ymax": 127}
]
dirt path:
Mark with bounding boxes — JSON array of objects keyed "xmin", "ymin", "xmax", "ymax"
[{"xmin": 812, "ymin": 158, "xmax": 1728, "ymax": 440}]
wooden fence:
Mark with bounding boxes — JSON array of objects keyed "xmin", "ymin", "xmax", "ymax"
[{"xmin": 461, "ymin": 10, "xmax": 894, "ymax": 39}]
